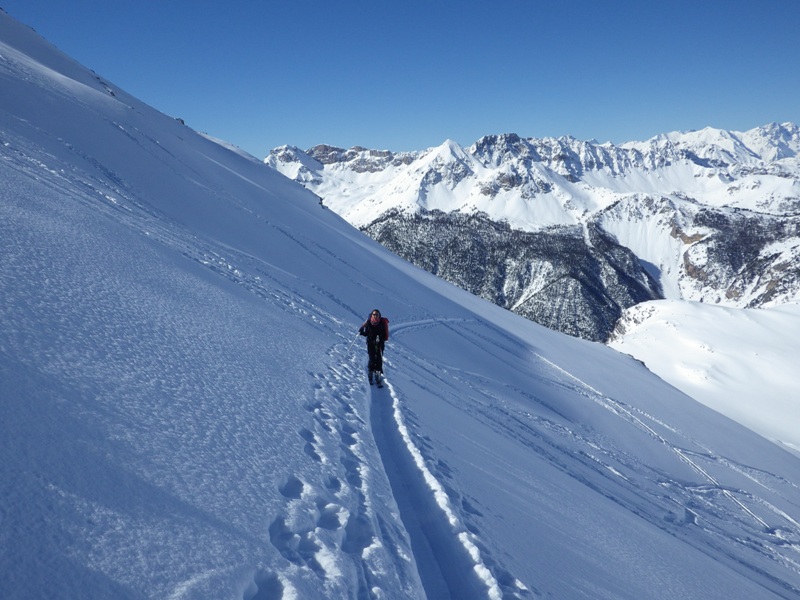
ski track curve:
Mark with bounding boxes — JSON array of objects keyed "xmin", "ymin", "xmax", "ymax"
[{"xmin": 369, "ymin": 319, "xmax": 532, "ymax": 600}]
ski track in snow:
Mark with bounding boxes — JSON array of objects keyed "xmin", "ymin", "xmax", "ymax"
[
  {"xmin": 372, "ymin": 377, "xmax": 512, "ymax": 600},
  {"xmin": 536, "ymin": 355, "xmax": 774, "ymax": 526},
  {"xmin": 246, "ymin": 316, "xmax": 532, "ymax": 600},
  {"xmin": 372, "ymin": 319, "xmax": 534, "ymax": 599},
  {"xmin": 370, "ymin": 318, "xmax": 800, "ymax": 598},
  {"xmin": 5, "ymin": 18, "xmax": 800, "ymax": 597},
  {"xmin": 536, "ymin": 354, "xmax": 789, "ymax": 524},
  {"xmin": 532, "ymin": 354, "xmax": 800, "ymax": 590}
]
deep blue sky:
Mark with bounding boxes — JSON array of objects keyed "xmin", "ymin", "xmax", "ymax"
[{"xmin": 4, "ymin": 1, "xmax": 799, "ymax": 157}]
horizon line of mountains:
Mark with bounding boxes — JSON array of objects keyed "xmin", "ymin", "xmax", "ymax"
[{"xmin": 266, "ymin": 122, "xmax": 800, "ymax": 341}]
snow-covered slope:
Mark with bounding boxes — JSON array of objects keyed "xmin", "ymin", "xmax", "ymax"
[
  {"xmin": 610, "ymin": 300, "xmax": 800, "ymax": 454},
  {"xmin": 3, "ymin": 10, "xmax": 800, "ymax": 600}
]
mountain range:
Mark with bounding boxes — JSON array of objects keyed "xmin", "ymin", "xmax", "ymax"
[{"xmin": 266, "ymin": 125, "xmax": 800, "ymax": 341}]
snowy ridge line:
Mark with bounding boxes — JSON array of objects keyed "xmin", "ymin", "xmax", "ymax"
[
  {"xmin": 535, "ymin": 353, "xmax": 773, "ymax": 531},
  {"xmin": 377, "ymin": 376, "xmax": 506, "ymax": 600}
]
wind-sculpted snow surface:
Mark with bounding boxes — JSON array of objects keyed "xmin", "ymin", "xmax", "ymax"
[{"xmin": 3, "ymin": 10, "xmax": 800, "ymax": 600}]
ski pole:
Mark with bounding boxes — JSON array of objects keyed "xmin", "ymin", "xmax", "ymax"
[{"xmin": 345, "ymin": 330, "xmax": 360, "ymax": 354}]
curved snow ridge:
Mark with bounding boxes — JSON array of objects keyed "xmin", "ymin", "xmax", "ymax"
[{"xmin": 380, "ymin": 377, "xmax": 506, "ymax": 600}]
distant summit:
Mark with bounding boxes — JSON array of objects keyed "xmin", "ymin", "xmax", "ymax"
[
  {"xmin": 267, "ymin": 124, "xmax": 800, "ymax": 340},
  {"xmin": 267, "ymin": 123, "xmax": 800, "ymax": 228}
]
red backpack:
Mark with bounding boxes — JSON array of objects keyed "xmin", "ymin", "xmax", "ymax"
[{"xmin": 381, "ymin": 317, "xmax": 390, "ymax": 341}]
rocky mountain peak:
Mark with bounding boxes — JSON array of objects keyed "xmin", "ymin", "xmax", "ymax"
[
  {"xmin": 265, "ymin": 124, "xmax": 800, "ymax": 340},
  {"xmin": 304, "ymin": 144, "xmax": 415, "ymax": 172}
]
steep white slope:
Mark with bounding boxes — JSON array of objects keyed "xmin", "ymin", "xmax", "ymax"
[
  {"xmin": 610, "ymin": 300, "xmax": 800, "ymax": 454},
  {"xmin": 3, "ymin": 11, "xmax": 800, "ymax": 600}
]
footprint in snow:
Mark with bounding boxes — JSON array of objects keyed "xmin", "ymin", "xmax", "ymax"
[
  {"xmin": 278, "ymin": 475, "xmax": 304, "ymax": 500},
  {"xmin": 298, "ymin": 428, "xmax": 323, "ymax": 463}
]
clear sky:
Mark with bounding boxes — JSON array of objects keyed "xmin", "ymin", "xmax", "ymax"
[{"xmin": 3, "ymin": 1, "xmax": 799, "ymax": 158}]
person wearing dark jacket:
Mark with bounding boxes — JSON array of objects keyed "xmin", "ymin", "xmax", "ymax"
[{"xmin": 359, "ymin": 309, "xmax": 388, "ymax": 386}]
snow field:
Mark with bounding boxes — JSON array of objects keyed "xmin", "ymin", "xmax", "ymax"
[
  {"xmin": 3, "ymin": 11, "xmax": 800, "ymax": 598},
  {"xmin": 610, "ymin": 300, "xmax": 800, "ymax": 453},
  {"xmin": 382, "ymin": 317, "xmax": 800, "ymax": 599}
]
